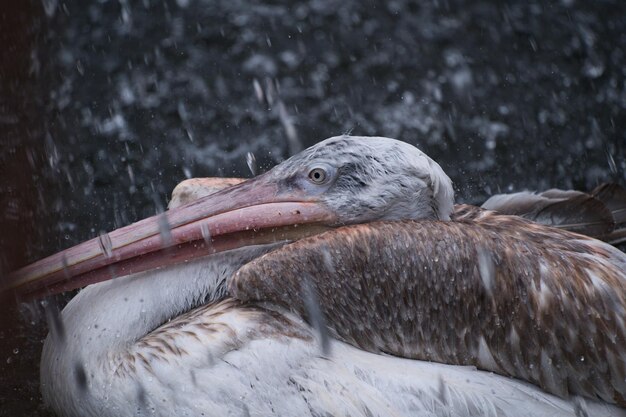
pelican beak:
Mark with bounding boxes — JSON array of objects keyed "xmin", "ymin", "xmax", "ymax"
[{"xmin": 3, "ymin": 173, "xmax": 338, "ymax": 299}]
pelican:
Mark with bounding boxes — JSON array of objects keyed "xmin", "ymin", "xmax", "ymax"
[{"xmin": 4, "ymin": 136, "xmax": 625, "ymax": 417}]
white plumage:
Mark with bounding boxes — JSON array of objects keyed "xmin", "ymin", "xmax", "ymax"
[{"xmin": 41, "ymin": 254, "xmax": 624, "ymax": 417}]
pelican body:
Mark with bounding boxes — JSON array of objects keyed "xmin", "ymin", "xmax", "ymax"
[{"xmin": 4, "ymin": 136, "xmax": 625, "ymax": 416}]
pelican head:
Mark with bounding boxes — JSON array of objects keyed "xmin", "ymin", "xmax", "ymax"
[
  {"xmin": 6, "ymin": 135, "xmax": 454, "ymax": 297},
  {"xmin": 265, "ymin": 135, "xmax": 454, "ymax": 223}
]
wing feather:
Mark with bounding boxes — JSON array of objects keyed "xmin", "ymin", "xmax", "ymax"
[
  {"xmin": 481, "ymin": 189, "xmax": 615, "ymax": 237},
  {"xmin": 230, "ymin": 214, "xmax": 626, "ymax": 406}
]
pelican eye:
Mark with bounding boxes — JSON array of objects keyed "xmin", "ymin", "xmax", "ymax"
[{"xmin": 308, "ymin": 167, "xmax": 328, "ymax": 184}]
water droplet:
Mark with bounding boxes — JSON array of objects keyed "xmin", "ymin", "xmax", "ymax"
[
  {"xmin": 477, "ymin": 247, "xmax": 495, "ymax": 294},
  {"xmin": 278, "ymin": 101, "xmax": 301, "ymax": 155},
  {"xmin": 74, "ymin": 362, "xmax": 88, "ymax": 393},
  {"xmin": 582, "ymin": 53, "xmax": 605, "ymax": 79},
  {"xmin": 177, "ymin": 101, "xmax": 188, "ymax": 122},
  {"xmin": 76, "ymin": 60, "xmax": 84, "ymax": 75},
  {"xmin": 246, "ymin": 152, "xmax": 257, "ymax": 177},
  {"xmin": 42, "ymin": 0, "xmax": 58, "ymax": 17},
  {"xmin": 302, "ymin": 276, "xmax": 331, "ymax": 356},
  {"xmin": 253, "ymin": 79, "xmax": 264, "ymax": 103},
  {"xmin": 185, "ymin": 128, "xmax": 194, "ymax": 142},
  {"xmin": 12, "ymin": 348, "xmax": 19, "ymax": 355},
  {"xmin": 606, "ymin": 149, "xmax": 617, "ymax": 174},
  {"xmin": 127, "ymin": 165, "xmax": 136, "ymax": 186},
  {"xmin": 98, "ymin": 232, "xmax": 113, "ymax": 258},
  {"xmin": 200, "ymin": 223, "xmax": 211, "ymax": 246},
  {"xmin": 158, "ymin": 213, "xmax": 173, "ymax": 247}
]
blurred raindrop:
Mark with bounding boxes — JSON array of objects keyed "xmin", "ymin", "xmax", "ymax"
[
  {"xmin": 573, "ymin": 396, "xmax": 590, "ymax": 417},
  {"xmin": 76, "ymin": 60, "xmax": 84, "ymax": 76},
  {"xmin": 43, "ymin": 297, "xmax": 66, "ymax": 343},
  {"xmin": 301, "ymin": 276, "xmax": 330, "ymax": 356},
  {"xmin": 185, "ymin": 128, "xmax": 194, "ymax": 143},
  {"xmin": 158, "ymin": 213, "xmax": 173, "ymax": 248},
  {"xmin": 246, "ymin": 152, "xmax": 257, "ymax": 177},
  {"xmin": 437, "ymin": 375, "xmax": 449, "ymax": 405},
  {"xmin": 278, "ymin": 101, "xmax": 301, "ymax": 156},
  {"xmin": 74, "ymin": 361, "xmax": 88, "ymax": 394},
  {"xmin": 606, "ymin": 148, "xmax": 618, "ymax": 174},
  {"xmin": 252, "ymin": 79, "xmax": 264, "ymax": 104},
  {"xmin": 582, "ymin": 52, "xmax": 605, "ymax": 79},
  {"xmin": 98, "ymin": 232, "xmax": 113, "ymax": 258},
  {"xmin": 200, "ymin": 223, "xmax": 211, "ymax": 246},
  {"xmin": 136, "ymin": 383, "xmax": 148, "ymax": 407},
  {"xmin": 177, "ymin": 101, "xmax": 188, "ymax": 122},
  {"xmin": 61, "ymin": 253, "xmax": 70, "ymax": 280},
  {"xmin": 41, "ymin": 0, "xmax": 58, "ymax": 17},
  {"xmin": 127, "ymin": 165, "xmax": 136, "ymax": 193},
  {"xmin": 477, "ymin": 247, "xmax": 495, "ymax": 295}
]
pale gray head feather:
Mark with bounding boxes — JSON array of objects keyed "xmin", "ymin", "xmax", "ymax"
[{"xmin": 272, "ymin": 135, "xmax": 454, "ymax": 223}]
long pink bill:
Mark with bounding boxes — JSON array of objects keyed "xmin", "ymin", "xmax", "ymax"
[{"xmin": 3, "ymin": 175, "xmax": 338, "ymax": 300}]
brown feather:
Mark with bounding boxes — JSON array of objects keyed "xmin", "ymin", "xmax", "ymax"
[
  {"xmin": 112, "ymin": 298, "xmax": 311, "ymax": 378},
  {"xmin": 592, "ymin": 183, "xmax": 626, "ymax": 225},
  {"xmin": 230, "ymin": 213, "xmax": 626, "ymax": 406},
  {"xmin": 481, "ymin": 189, "xmax": 615, "ymax": 238},
  {"xmin": 592, "ymin": 184, "xmax": 626, "ymax": 245}
]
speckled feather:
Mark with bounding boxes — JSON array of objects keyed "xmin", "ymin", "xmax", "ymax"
[{"xmin": 231, "ymin": 209, "xmax": 626, "ymax": 406}]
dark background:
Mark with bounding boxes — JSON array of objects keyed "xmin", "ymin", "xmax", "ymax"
[{"xmin": 1, "ymin": 0, "xmax": 625, "ymax": 415}]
